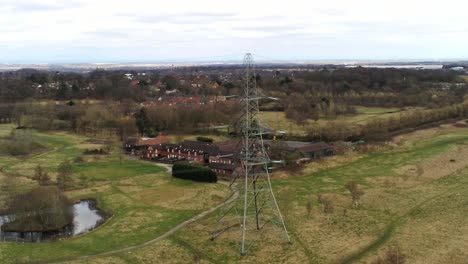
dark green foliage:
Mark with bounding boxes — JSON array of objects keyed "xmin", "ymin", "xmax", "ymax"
[
  {"xmin": 172, "ymin": 162, "xmax": 217, "ymax": 183},
  {"xmin": 196, "ymin": 136, "xmax": 213, "ymax": 143}
]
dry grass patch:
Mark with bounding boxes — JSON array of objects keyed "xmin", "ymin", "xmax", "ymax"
[
  {"xmin": 66, "ymin": 184, "xmax": 111, "ymax": 199},
  {"xmin": 130, "ymin": 239, "xmax": 206, "ymax": 264},
  {"xmin": 393, "ymin": 125, "xmax": 445, "ymax": 146},
  {"xmin": 362, "ymin": 186, "xmax": 468, "ymax": 264},
  {"xmin": 393, "ymin": 144, "xmax": 468, "ymax": 185},
  {"xmin": 63, "ymin": 256, "xmax": 128, "ymax": 264},
  {"xmin": 135, "ymin": 185, "xmax": 226, "ymax": 210}
]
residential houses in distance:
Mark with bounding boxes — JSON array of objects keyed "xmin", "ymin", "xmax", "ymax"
[
  {"xmin": 124, "ymin": 135, "xmax": 336, "ymax": 178},
  {"xmin": 140, "ymin": 95, "xmax": 227, "ymax": 107}
]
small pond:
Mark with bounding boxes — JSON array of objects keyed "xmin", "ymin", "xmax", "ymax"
[{"xmin": 0, "ymin": 200, "xmax": 105, "ymax": 243}]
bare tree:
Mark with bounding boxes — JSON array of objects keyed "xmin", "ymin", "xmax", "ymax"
[
  {"xmin": 323, "ymin": 200, "xmax": 334, "ymax": 223},
  {"xmin": 32, "ymin": 165, "xmax": 51, "ymax": 186},
  {"xmin": 345, "ymin": 181, "xmax": 365, "ymax": 207},
  {"xmin": 317, "ymin": 193, "xmax": 334, "ymax": 222},
  {"xmin": 57, "ymin": 161, "xmax": 73, "ymax": 190},
  {"xmin": 306, "ymin": 200, "xmax": 313, "ymax": 218},
  {"xmin": 3, "ymin": 186, "xmax": 73, "ymax": 232}
]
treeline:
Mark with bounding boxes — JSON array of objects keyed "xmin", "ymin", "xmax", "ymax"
[
  {"xmin": 302, "ymin": 102, "xmax": 468, "ymax": 142},
  {"xmin": 1, "ymin": 99, "xmax": 239, "ymax": 139},
  {"xmin": 260, "ymin": 68, "xmax": 467, "ymax": 115},
  {"xmin": 263, "ymin": 67, "xmax": 464, "ymax": 95},
  {"xmin": 283, "ymin": 93, "xmax": 357, "ymax": 125},
  {"xmin": 0, "ymin": 69, "xmax": 152, "ymax": 102},
  {"xmin": 135, "ymin": 102, "xmax": 240, "ymax": 136},
  {"xmin": 0, "ymin": 100, "xmax": 138, "ymax": 139},
  {"xmin": 1, "ymin": 67, "xmax": 466, "ymax": 107}
]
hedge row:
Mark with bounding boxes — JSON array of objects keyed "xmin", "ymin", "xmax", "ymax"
[{"xmin": 172, "ymin": 162, "xmax": 217, "ymax": 183}]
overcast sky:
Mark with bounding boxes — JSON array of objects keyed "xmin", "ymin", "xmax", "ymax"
[{"xmin": 1, "ymin": 0, "xmax": 468, "ymax": 63}]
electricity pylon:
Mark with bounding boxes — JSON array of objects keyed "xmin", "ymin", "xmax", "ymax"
[{"xmin": 211, "ymin": 53, "xmax": 290, "ymax": 255}]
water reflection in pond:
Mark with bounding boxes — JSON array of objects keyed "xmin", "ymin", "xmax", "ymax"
[
  {"xmin": 0, "ymin": 200, "xmax": 104, "ymax": 242},
  {"xmin": 73, "ymin": 200, "xmax": 103, "ymax": 235}
]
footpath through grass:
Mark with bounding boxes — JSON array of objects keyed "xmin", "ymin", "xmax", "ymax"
[
  {"xmin": 102, "ymin": 125, "xmax": 468, "ymax": 264},
  {"xmin": 0, "ymin": 125, "xmax": 227, "ymax": 264}
]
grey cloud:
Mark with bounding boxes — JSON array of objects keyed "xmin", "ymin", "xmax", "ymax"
[{"xmin": 2, "ymin": 0, "xmax": 84, "ymax": 12}]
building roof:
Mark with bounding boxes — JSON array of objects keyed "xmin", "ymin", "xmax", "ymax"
[
  {"xmin": 297, "ymin": 142, "xmax": 334, "ymax": 153},
  {"xmin": 181, "ymin": 141, "xmax": 220, "ymax": 155},
  {"xmin": 126, "ymin": 134, "xmax": 168, "ymax": 146}
]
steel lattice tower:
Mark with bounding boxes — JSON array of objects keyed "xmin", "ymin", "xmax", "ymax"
[{"xmin": 211, "ymin": 53, "xmax": 290, "ymax": 255}]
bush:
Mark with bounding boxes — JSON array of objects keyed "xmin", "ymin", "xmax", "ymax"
[
  {"xmin": 2, "ymin": 186, "xmax": 73, "ymax": 232},
  {"xmin": 196, "ymin": 136, "xmax": 214, "ymax": 143},
  {"xmin": 0, "ymin": 129, "xmax": 45, "ymax": 156},
  {"xmin": 172, "ymin": 162, "xmax": 217, "ymax": 183},
  {"xmin": 74, "ymin": 156, "xmax": 85, "ymax": 163}
]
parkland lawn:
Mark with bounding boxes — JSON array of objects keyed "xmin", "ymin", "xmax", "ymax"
[
  {"xmin": 259, "ymin": 106, "xmax": 420, "ymax": 136},
  {"xmin": 0, "ymin": 125, "xmax": 227, "ymax": 264},
  {"xmin": 71, "ymin": 122, "xmax": 468, "ymax": 264},
  {"xmin": 2, "ymin": 122, "xmax": 468, "ymax": 263}
]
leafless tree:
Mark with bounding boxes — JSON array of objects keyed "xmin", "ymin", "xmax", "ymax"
[
  {"xmin": 32, "ymin": 165, "xmax": 51, "ymax": 186},
  {"xmin": 306, "ymin": 200, "xmax": 313, "ymax": 218},
  {"xmin": 345, "ymin": 181, "xmax": 365, "ymax": 207},
  {"xmin": 57, "ymin": 161, "xmax": 73, "ymax": 190},
  {"xmin": 3, "ymin": 186, "xmax": 73, "ymax": 232}
]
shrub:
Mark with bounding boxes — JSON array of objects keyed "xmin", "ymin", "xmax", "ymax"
[
  {"xmin": 172, "ymin": 162, "xmax": 217, "ymax": 183},
  {"xmin": 3, "ymin": 186, "xmax": 73, "ymax": 232},
  {"xmin": 196, "ymin": 136, "xmax": 214, "ymax": 143},
  {"xmin": 74, "ymin": 156, "xmax": 85, "ymax": 163}
]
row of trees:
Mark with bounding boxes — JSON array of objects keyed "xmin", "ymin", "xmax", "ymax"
[
  {"xmin": 2, "ymin": 67, "xmax": 466, "ymax": 106},
  {"xmin": 0, "ymin": 100, "xmax": 140, "ymax": 140},
  {"xmin": 3, "ymin": 99, "xmax": 240, "ymax": 140},
  {"xmin": 0, "ymin": 70, "xmax": 151, "ymax": 102},
  {"xmin": 303, "ymin": 102, "xmax": 468, "ymax": 142},
  {"xmin": 283, "ymin": 93, "xmax": 357, "ymax": 125},
  {"xmin": 135, "ymin": 102, "xmax": 239, "ymax": 136}
]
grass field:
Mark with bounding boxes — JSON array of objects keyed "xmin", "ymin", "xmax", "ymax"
[
  {"xmin": 2, "ymin": 122, "xmax": 468, "ymax": 263},
  {"xmin": 0, "ymin": 125, "xmax": 227, "ymax": 264},
  {"xmin": 66, "ymin": 122, "xmax": 468, "ymax": 263},
  {"xmin": 259, "ymin": 106, "xmax": 416, "ymax": 135}
]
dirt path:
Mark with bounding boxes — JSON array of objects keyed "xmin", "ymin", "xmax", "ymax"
[
  {"xmin": 40, "ymin": 164, "xmax": 238, "ymax": 264},
  {"xmin": 152, "ymin": 162, "xmax": 173, "ymax": 173}
]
